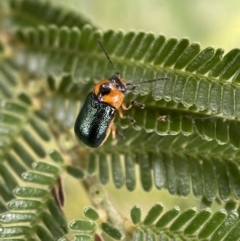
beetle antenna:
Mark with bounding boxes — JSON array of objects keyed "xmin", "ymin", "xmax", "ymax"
[
  {"xmin": 98, "ymin": 40, "xmax": 120, "ymax": 76},
  {"xmin": 126, "ymin": 77, "xmax": 170, "ymax": 90}
]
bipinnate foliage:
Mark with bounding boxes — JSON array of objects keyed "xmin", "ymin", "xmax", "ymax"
[{"xmin": 1, "ymin": 0, "xmax": 240, "ymax": 240}]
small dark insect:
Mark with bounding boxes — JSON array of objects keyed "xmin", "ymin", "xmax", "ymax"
[
  {"xmin": 157, "ymin": 115, "xmax": 170, "ymax": 122},
  {"xmin": 74, "ymin": 40, "xmax": 169, "ymax": 148}
]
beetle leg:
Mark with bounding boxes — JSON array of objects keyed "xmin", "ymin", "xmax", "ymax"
[
  {"xmin": 118, "ymin": 108, "xmax": 136, "ymax": 123},
  {"xmin": 122, "ymin": 100, "xmax": 145, "ymax": 110},
  {"xmin": 132, "ymin": 100, "xmax": 145, "ymax": 109},
  {"xmin": 111, "ymin": 123, "xmax": 125, "ymax": 140},
  {"xmin": 111, "ymin": 123, "xmax": 117, "ymax": 139},
  {"xmin": 125, "ymin": 115, "xmax": 136, "ymax": 123}
]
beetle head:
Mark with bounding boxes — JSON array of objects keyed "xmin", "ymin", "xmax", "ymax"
[{"xmin": 109, "ymin": 74, "xmax": 127, "ymax": 93}]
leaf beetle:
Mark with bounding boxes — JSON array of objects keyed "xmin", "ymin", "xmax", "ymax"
[{"xmin": 74, "ymin": 40, "xmax": 168, "ymax": 148}]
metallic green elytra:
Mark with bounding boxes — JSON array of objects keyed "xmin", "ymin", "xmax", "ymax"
[{"xmin": 74, "ymin": 92, "xmax": 116, "ymax": 148}]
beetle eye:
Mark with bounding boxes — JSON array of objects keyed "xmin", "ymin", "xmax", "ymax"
[{"xmin": 100, "ymin": 84, "xmax": 111, "ymax": 95}]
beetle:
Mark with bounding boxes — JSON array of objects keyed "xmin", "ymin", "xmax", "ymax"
[{"xmin": 74, "ymin": 40, "xmax": 168, "ymax": 148}]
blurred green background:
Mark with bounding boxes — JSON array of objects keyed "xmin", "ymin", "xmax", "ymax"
[
  {"xmin": 45, "ymin": 0, "xmax": 240, "ymax": 221},
  {"xmin": 51, "ymin": 0, "xmax": 240, "ymax": 52}
]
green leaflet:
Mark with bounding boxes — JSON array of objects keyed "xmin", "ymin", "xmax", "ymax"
[
  {"xmin": 131, "ymin": 205, "xmax": 142, "ymax": 225},
  {"xmin": 83, "ymin": 206, "xmax": 99, "ymax": 221}
]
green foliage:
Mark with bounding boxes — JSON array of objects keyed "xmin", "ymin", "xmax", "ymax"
[
  {"xmin": 129, "ymin": 205, "xmax": 240, "ymax": 241},
  {"xmin": 1, "ymin": 0, "xmax": 240, "ymax": 240},
  {"xmin": 0, "ymin": 159, "xmax": 68, "ymax": 240}
]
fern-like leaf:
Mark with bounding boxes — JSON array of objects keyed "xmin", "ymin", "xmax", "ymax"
[
  {"xmin": 0, "ymin": 156, "xmax": 68, "ymax": 240},
  {"xmin": 7, "ymin": 24, "xmax": 240, "ymax": 202},
  {"xmin": 8, "ymin": 0, "xmax": 95, "ymax": 29},
  {"xmin": 130, "ymin": 203, "xmax": 239, "ymax": 241},
  {"xmin": 11, "ymin": 25, "xmax": 240, "ymax": 149},
  {"xmin": 2, "ymin": 1, "xmax": 240, "ymax": 239}
]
